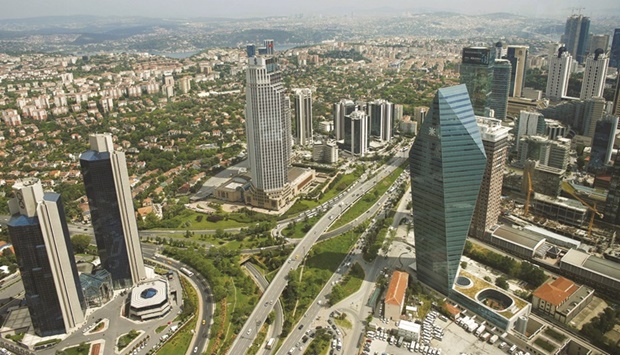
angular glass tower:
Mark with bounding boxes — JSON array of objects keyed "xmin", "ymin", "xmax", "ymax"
[
  {"xmin": 409, "ymin": 85, "xmax": 487, "ymax": 296},
  {"xmin": 80, "ymin": 133, "xmax": 146, "ymax": 289},
  {"xmin": 7, "ymin": 179, "xmax": 85, "ymax": 336}
]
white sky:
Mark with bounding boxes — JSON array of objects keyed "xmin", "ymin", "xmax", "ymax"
[{"xmin": 0, "ymin": 0, "xmax": 616, "ymax": 20}]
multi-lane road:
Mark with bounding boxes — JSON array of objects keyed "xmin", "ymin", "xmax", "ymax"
[{"xmin": 228, "ymin": 152, "xmax": 407, "ymax": 354}]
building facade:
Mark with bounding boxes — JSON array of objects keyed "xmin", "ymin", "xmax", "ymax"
[
  {"xmin": 343, "ymin": 110, "xmax": 368, "ymax": 156},
  {"xmin": 562, "ymin": 15, "xmax": 591, "ymax": 64},
  {"xmin": 409, "ymin": 85, "xmax": 487, "ymax": 295},
  {"xmin": 589, "ymin": 116, "xmax": 619, "ymax": 172},
  {"xmin": 489, "ymin": 59, "xmax": 511, "ymax": 120},
  {"xmin": 244, "ymin": 56, "xmax": 293, "ymax": 210},
  {"xmin": 609, "ymin": 28, "xmax": 620, "ymax": 69},
  {"xmin": 292, "ymin": 88, "xmax": 313, "ymax": 146},
  {"xmin": 334, "ymin": 99, "xmax": 356, "ymax": 140},
  {"xmin": 580, "ymin": 51, "xmax": 609, "ymax": 100},
  {"xmin": 80, "ymin": 133, "xmax": 146, "ymax": 289},
  {"xmin": 368, "ymin": 99, "xmax": 394, "ymax": 142},
  {"xmin": 470, "ymin": 117, "xmax": 510, "ymax": 239},
  {"xmin": 505, "ymin": 45, "xmax": 529, "ymax": 98},
  {"xmin": 546, "ymin": 47, "xmax": 573, "ymax": 101},
  {"xmin": 7, "ymin": 179, "xmax": 85, "ymax": 336},
  {"xmin": 460, "ymin": 47, "xmax": 495, "ymax": 116}
]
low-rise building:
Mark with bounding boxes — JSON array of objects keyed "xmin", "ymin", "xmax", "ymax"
[
  {"xmin": 559, "ymin": 248, "xmax": 620, "ymax": 296},
  {"xmin": 384, "ymin": 270, "xmax": 409, "ymax": 320},
  {"xmin": 128, "ymin": 279, "xmax": 171, "ymax": 321},
  {"xmin": 397, "ymin": 320, "xmax": 421, "ymax": 341},
  {"xmin": 532, "ymin": 276, "xmax": 594, "ymax": 324}
]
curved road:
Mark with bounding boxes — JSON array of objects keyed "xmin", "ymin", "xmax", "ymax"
[{"xmin": 228, "ymin": 152, "xmax": 407, "ymax": 355}]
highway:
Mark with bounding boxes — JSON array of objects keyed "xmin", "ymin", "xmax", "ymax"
[{"xmin": 227, "ymin": 151, "xmax": 407, "ymax": 354}]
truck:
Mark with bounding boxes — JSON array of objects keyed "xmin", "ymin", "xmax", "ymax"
[
  {"xmin": 481, "ymin": 332, "xmax": 491, "ymax": 342},
  {"xmin": 265, "ymin": 338, "xmax": 275, "ymax": 350},
  {"xmin": 488, "ymin": 334, "xmax": 499, "ymax": 344},
  {"xmin": 474, "ymin": 325, "xmax": 486, "ymax": 337}
]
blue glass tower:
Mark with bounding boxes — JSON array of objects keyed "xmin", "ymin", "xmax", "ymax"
[
  {"xmin": 409, "ymin": 85, "xmax": 487, "ymax": 295},
  {"xmin": 460, "ymin": 47, "xmax": 494, "ymax": 116},
  {"xmin": 610, "ymin": 29, "xmax": 620, "ymax": 69}
]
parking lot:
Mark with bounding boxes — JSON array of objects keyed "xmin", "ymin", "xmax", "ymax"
[{"xmin": 362, "ymin": 314, "xmax": 520, "ymax": 355}]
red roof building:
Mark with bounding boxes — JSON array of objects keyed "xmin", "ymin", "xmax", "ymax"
[{"xmin": 384, "ymin": 271, "xmax": 409, "ymax": 320}]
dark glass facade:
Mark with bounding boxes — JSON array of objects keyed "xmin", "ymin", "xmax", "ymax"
[
  {"xmin": 489, "ymin": 59, "xmax": 511, "ymax": 120},
  {"xmin": 409, "ymin": 85, "xmax": 487, "ymax": 295},
  {"xmin": 562, "ymin": 15, "xmax": 590, "ymax": 64},
  {"xmin": 611, "ymin": 29, "xmax": 620, "ymax": 69},
  {"xmin": 589, "ymin": 117, "xmax": 618, "ymax": 172},
  {"xmin": 80, "ymin": 151, "xmax": 133, "ymax": 289},
  {"xmin": 8, "ymin": 194, "xmax": 85, "ymax": 336},
  {"xmin": 460, "ymin": 47, "xmax": 494, "ymax": 116}
]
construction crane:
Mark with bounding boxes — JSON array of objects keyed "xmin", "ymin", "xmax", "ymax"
[
  {"xmin": 561, "ymin": 181, "xmax": 604, "ymax": 239},
  {"xmin": 524, "ymin": 170, "xmax": 534, "ymax": 216}
]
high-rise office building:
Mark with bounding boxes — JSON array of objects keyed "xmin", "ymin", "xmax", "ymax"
[
  {"xmin": 7, "ymin": 179, "xmax": 85, "ymax": 336},
  {"xmin": 292, "ymin": 88, "xmax": 313, "ymax": 146},
  {"xmin": 505, "ymin": 45, "xmax": 529, "ymax": 97},
  {"xmin": 609, "ymin": 29, "xmax": 620, "ymax": 69},
  {"xmin": 583, "ymin": 97, "xmax": 607, "ymax": 138},
  {"xmin": 244, "ymin": 55, "xmax": 293, "ymax": 210},
  {"xmin": 344, "ymin": 110, "xmax": 368, "ymax": 156},
  {"xmin": 580, "ymin": 50, "xmax": 609, "ymax": 100},
  {"xmin": 368, "ymin": 99, "xmax": 393, "ymax": 142},
  {"xmin": 546, "ymin": 47, "xmax": 573, "ymax": 101},
  {"xmin": 614, "ymin": 75, "xmax": 620, "ymax": 116},
  {"xmin": 489, "ymin": 59, "xmax": 511, "ymax": 120},
  {"xmin": 589, "ymin": 34, "xmax": 610, "ymax": 54},
  {"xmin": 562, "ymin": 14, "xmax": 591, "ymax": 64},
  {"xmin": 80, "ymin": 133, "xmax": 146, "ymax": 289},
  {"xmin": 460, "ymin": 47, "xmax": 494, "ymax": 116},
  {"xmin": 515, "ymin": 111, "xmax": 545, "ymax": 149},
  {"xmin": 334, "ymin": 99, "xmax": 356, "ymax": 140},
  {"xmin": 470, "ymin": 117, "xmax": 510, "ymax": 239},
  {"xmin": 409, "ymin": 85, "xmax": 487, "ymax": 295},
  {"xmin": 589, "ymin": 116, "xmax": 619, "ymax": 172}
]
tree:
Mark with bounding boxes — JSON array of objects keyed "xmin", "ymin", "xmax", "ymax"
[
  {"xmin": 495, "ymin": 276, "xmax": 509, "ymax": 290},
  {"xmin": 460, "ymin": 261, "xmax": 468, "ymax": 269},
  {"xmin": 71, "ymin": 235, "xmax": 91, "ymax": 254}
]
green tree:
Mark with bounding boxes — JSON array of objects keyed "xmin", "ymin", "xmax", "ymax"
[
  {"xmin": 495, "ymin": 276, "xmax": 509, "ymax": 290},
  {"xmin": 71, "ymin": 234, "xmax": 91, "ymax": 254}
]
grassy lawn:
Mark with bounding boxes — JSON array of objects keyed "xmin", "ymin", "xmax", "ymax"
[
  {"xmin": 117, "ymin": 330, "xmax": 140, "ymax": 350},
  {"xmin": 155, "ymin": 325, "xmax": 167, "ymax": 333},
  {"xmin": 328, "ymin": 163, "xmax": 405, "ymax": 231},
  {"xmin": 59, "ymin": 343, "xmax": 90, "ymax": 355},
  {"xmin": 303, "ymin": 329, "xmax": 332, "ymax": 355},
  {"xmin": 544, "ymin": 327, "xmax": 567, "ymax": 342},
  {"xmin": 534, "ymin": 337, "xmax": 557, "ymax": 353},
  {"xmin": 157, "ymin": 328, "xmax": 194, "ymax": 355},
  {"xmin": 282, "ymin": 215, "xmax": 322, "ymax": 239},
  {"xmin": 329, "ymin": 263, "xmax": 365, "ymax": 305},
  {"xmin": 334, "ymin": 314, "xmax": 353, "ymax": 329}
]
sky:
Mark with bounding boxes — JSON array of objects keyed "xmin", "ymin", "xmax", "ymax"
[{"xmin": 0, "ymin": 0, "xmax": 616, "ymax": 20}]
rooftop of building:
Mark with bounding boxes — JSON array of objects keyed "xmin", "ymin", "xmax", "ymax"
[
  {"xmin": 562, "ymin": 248, "xmax": 620, "ymax": 282},
  {"xmin": 398, "ymin": 320, "xmax": 421, "ymax": 333},
  {"xmin": 130, "ymin": 279, "xmax": 168, "ymax": 309},
  {"xmin": 533, "ymin": 194, "xmax": 587, "ymax": 212},
  {"xmin": 492, "ymin": 225, "xmax": 546, "ymax": 250},
  {"xmin": 523, "ymin": 225, "xmax": 581, "ymax": 249},
  {"xmin": 532, "ymin": 277, "xmax": 579, "ymax": 306},
  {"xmin": 385, "ymin": 270, "xmax": 409, "ymax": 307}
]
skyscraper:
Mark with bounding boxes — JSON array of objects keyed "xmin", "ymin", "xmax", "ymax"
[
  {"xmin": 80, "ymin": 133, "xmax": 146, "ymax": 289},
  {"xmin": 614, "ymin": 75, "xmax": 620, "ymax": 116},
  {"xmin": 460, "ymin": 47, "xmax": 494, "ymax": 116},
  {"xmin": 505, "ymin": 45, "xmax": 529, "ymax": 97},
  {"xmin": 489, "ymin": 59, "xmax": 511, "ymax": 120},
  {"xmin": 470, "ymin": 117, "xmax": 510, "ymax": 239},
  {"xmin": 589, "ymin": 34, "xmax": 610, "ymax": 54},
  {"xmin": 368, "ymin": 99, "xmax": 394, "ymax": 142},
  {"xmin": 344, "ymin": 110, "xmax": 368, "ymax": 156},
  {"xmin": 562, "ymin": 14, "xmax": 591, "ymax": 64},
  {"xmin": 515, "ymin": 111, "xmax": 545, "ymax": 149},
  {"xmin": 589, "ymin": 116, "xmax": 619, "ymax": 172},
  {"xmin": 244, "ymin": 55, "xmax": 293, "ymax": 210},
  {"xmin": 292, "ymin": 88, "xmax": 313, "ymax": 146},
  {"xmin": 7, "ymin": 179, "xmax": 85, "ymax": 336},
  {"xmin": 580, "ymin": 50, "xmax": 609, "ymax": 100},
  {"xmin": 609, "ymin": 29, "xmax": 620, "ymax": 69},
  {"xmin": 409, "ymin": 85, "xmax": 487, "ymax": 295},
  {"xmin": 546, "ymin": 47, "xmax": 573, "ymax": 101},
  {"xmin": 334, "ymin": 99, "xmax": 356, "ymax": 140}
]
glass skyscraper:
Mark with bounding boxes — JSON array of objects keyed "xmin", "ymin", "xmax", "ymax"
[
  {"xmin": 7, "ymin": 179, "xmax": 85, "ymax": 336},
  {"xmin": 460, "ymin": 47, "xmax": 494, "ymax": 116},
  {"xmin": 611, "ymin": 29, "xmax": 620, "ymax": 69},
  {"xmin": 409, "ymin": 85, "xmax": 487, "ymax": 296},
  {"xmin": 489, "ymin": 59, "xmax": 511, "ymax": 120},
  {"xmin": 562, "ymin": 15, "xmax": 590, "ymax": 64},
  {"xmin": 80, "ymin": 133, "xmax": 146, "ymax": 289}
]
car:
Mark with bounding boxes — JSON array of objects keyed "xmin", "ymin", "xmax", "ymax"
[
  {"xmin": 298, "ymin": 324, "xmax": 304, "ymax": 330},
  {"xmin": 202, "ymin": 319, "xmax": 206, "ymax": 325},
  {"xmin": 193, "ymin": 347, "xmax": 198, "ymax": 353},
  {"xmin": 247, "ymin": 328, "xmax": 252, "ymax": 335}
]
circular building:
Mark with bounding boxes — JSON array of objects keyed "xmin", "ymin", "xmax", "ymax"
[{"xmin": 128, "ymin": 279, "xmax": 171, "ymax": 321}]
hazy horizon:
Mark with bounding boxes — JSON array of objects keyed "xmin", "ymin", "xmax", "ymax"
[{"xmin": 0, "ymin": 0, "xmax": 617, "ymax": 20}]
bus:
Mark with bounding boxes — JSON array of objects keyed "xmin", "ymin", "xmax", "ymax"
[
  {"xmin": 180, "ymin": 267, "xmax": 194, "ymax": 277},
  {"xmin": 266, "ymin": 338, "xmax": 275, "ymax": 350}
]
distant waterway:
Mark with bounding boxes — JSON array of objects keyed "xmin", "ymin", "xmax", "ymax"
[{"xmin": 150, "ymin": 50, "xmax": 202, "ymax": 59}]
